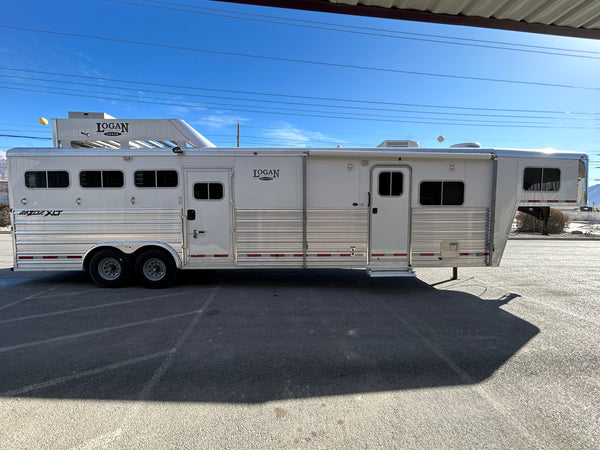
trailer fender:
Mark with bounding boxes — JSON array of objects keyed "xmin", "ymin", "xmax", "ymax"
[{"xmin": 84, "ymin": 243, "xmax": 182, "ymax": 269}]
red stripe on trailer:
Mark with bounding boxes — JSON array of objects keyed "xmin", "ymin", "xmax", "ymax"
[
  {"xmin": 340, "ymin": 253, "xmax": 351, "ymax": 257},
  {"xmin": 42, "ymin": 256, "xmax": 58, "ymax": 259},
  {"xmin": 190, "ymin": 254, "xmax": 205, "ymax": 258},
  {"xmin": 547, "ymin": 200, "xmax": 559, "ymax": 203},
  {"xmin": 371, "ymin": 253, "xmax": 385, "ymax": 257},
  {"xmin": 460, "ymin": 253, "xmax": 470, "ymax": 256},
  {"xmin": 18, "ymin": 256, "xmax": 34, "ymax": 260},
  {"xmin": 527, "ymin": 200, "xmax": 541, "ymax": 203},
  {"xmin": 393, "ymin": 253, "xmax": 407, "ymax": 257},
  {"xmin": 67, "ymin": 255, "xmax": 82, "ymax": 259},
  {"xmin": 293, "ymin": 254, "xmax": 304, "ymax": 257},
  {"xmin": 247, "ymin": 254, "xmax": 262, "ymax": 257},
  {"xmin": 565, "ymin": 200, "xmax": 577, "ymax": 203},
  {"xmin": 483, "ymin": 253, "xmax": 490, "ymax": 256},
  {"xmin": 214, "ymin": 254, "xmax": 229, "ymax": 258}
]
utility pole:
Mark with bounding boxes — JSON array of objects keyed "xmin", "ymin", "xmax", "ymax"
[{"xmin": 237, "ymin": 123, "xmax": 240, "ymax": 148}]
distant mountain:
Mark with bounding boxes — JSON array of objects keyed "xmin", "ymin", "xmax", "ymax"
[
  {"xmin": 589, "ymin": 184, "xmax": 600, "ymax": 207},
  {"xmin": 0, "ymin": 158, "xmax": 6, "ymax": 181}
]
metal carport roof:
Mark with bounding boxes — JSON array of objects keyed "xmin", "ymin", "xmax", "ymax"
[{"xmin": 212, "ymin": 0, "xmax": 600, "ymax": 39}]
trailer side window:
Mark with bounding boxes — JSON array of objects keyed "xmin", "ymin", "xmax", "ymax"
[
  {"xmin": 523, "ymin": 168, "xmax": 560, "ymax": 191},
  {"xmin": 378, "ymin": 171, "xmax": 403, "ymax": 196},
  {"xmin": 25, "ymin": 171, "xmax": 69, "ymax": 188},
  {"xmin": 420, "ymin": 181, "xmax": 464, "ymax": 206},
  {"xmin": 134, "ymin": 170, "xmax": 178, "ymax": 188},
  {"xmin": 194, "ymin": 182, "xmax": 224, "ymax": 200},
  {"xmin": 80, "ymin": 171, "xmax": 124, "ymax": 188}
]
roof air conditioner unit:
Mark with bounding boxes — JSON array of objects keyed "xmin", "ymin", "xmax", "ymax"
[
  {"xmin": 377, "ymin": 140, "xmax": 419, "ymax": 148},
  {"xmin": 450, "ymin": 142, "xmax": 481, "ymax": 148}
]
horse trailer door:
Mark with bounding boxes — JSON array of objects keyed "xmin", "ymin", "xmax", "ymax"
[
  {"xmin": 184, "ymin": 169, "xmax": 233, "ymax": 265},
  {"xmin": 369, "ymin": 166, "xmax": 411, "ymax": 266}
]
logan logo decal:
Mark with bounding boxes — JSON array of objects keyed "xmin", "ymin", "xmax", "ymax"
[
  {"xmin": 252, "ymin": 169, "xmax": 280, "ymax": 181},
  {"xmin": 19, "ymin": 210, "xmax": 63, "ymax": 217},
  {"xmin": 95, "ymin": 122, "xmax": 130, "ymax": 136}
]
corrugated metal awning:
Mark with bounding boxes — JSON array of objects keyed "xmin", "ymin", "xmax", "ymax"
[{"xmin": 212, "ymin": 0, "xmax": 600, "ymax": 39}]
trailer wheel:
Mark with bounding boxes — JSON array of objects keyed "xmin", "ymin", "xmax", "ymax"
[
  {"xmin": 135, "ymin": 249, "xmax": 177, "ymax": 289},
  {"xmin": 88, "ymin": 249, "xmax": 131, "ymax": 288}
]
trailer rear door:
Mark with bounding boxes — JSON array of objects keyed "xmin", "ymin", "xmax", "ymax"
[
  {"xmin": 369, "ymin": 166, "xmax": 411, "ymax": 266},
  {"xmin": 184, "ymin": 169, "xmax": 232, "ymax": 265}
]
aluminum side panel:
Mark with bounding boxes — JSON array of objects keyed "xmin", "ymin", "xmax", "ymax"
[
  {"xmin": 411, "ymin": 208, "xmax": 490, "ymax": 267},
  {"xmin": 235, "ymin": 209, "xmax": 304, "ymax": 267},
  {"xmin": 12, "ymin": 208, "xmax": 183, "ymax": 270},
  {"xmin": 234, "ymin": 209, "xmax": 368, "ymax": 268}
]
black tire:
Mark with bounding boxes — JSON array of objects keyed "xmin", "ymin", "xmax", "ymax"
[
  {"xmin": 88, "ymin": 249, "xmax": 132, "ymax": 288},
  {"xmin": 135, "ymin": 249, "xmax": 177, "ymax": 289}
]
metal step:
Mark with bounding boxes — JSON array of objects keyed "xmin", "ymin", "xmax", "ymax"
[{"xmin": 367, "ymin": 268, "xmax": 416, "ymax": 278}]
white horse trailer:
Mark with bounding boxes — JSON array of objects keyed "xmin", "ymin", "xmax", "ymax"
[{"xmin": 6, "ymin": 114, "xmax": 588, "ymax": 288}]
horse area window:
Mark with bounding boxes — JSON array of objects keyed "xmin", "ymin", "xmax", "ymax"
[
  {"xmin": 134, "ymin": 170, "xmax": 178, "ymax": 188},
  {"xmin": 420, "ymin": 181, "xmax": 464, "ymax": 206},
  {"xmin": 80, "ymin": 171, "xmax": 124, "ymax": 188},
  {"xmin": 25, "ymin": 171, "xmax": 69, "ymax": 188},
  {"xmin": 523, "ymin": 168, "xmax": 560, "ymax": 191}
]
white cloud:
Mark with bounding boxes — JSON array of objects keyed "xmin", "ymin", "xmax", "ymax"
[
  {"xmin": 78, "ymin": 63, "xmax": 106, "ymax": 78},
  {"xmin": 165, "ymin": 106, "xmax": 195, "ymax": 117},
  {"xmin": 264, "ymin": 123, "xmax": 346, "ymax": 147},
  {"xmin": 193, "ymin": 114, "xmax": 250, "ymax": 129}
]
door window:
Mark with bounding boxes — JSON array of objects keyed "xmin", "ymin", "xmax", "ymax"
[
  {"xmin": 378, "ymin": 171, "xmax": 403, "ymax": 196},
  {"xmin": 193, "ymin": 182, "xmax": 224, "ymax": 200}
]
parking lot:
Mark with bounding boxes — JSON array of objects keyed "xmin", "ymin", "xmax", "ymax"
[{"xmin": 0, "ymin": 233, "xmax": 598, "ymax": 449}]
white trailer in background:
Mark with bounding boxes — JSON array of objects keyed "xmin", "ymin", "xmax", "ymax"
[{"xmin": 7, "ymin": 113, "xmax": 588, "ymax": 288}]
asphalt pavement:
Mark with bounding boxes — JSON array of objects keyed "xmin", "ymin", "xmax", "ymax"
[{"xmin": 0, "ymin": 233, "xmax": 598, "ymax": 449}]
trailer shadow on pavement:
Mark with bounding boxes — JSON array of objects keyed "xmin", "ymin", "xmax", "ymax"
[{"xmin": 0, "ymin": 268, "xmax": 536, "ymax": 403}]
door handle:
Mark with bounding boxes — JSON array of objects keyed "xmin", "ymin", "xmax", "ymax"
[{"xmin": 193, "ymin": 230, "xmax": 205, "ymax": 238}]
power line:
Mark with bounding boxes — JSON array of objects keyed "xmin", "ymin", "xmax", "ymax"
[
  {"xmin": 106, "ymin": 0, "xmax": 600, "ymax": 60},
  {"xmin": 0, "ymin": 126, "xmax": 50, "ymax": 132},
  {"xmin": 237, "ymin": 126, "xmax": 555, "ymax": 143},
  {"xmin": 207, "ymin": 133, "xmax": 352, "ymax": 144},
  {"xmin": 0, "ymin": 82, "xmax": 569, "ymax": 126},
  {"xmin": 2, "ymin": 73, "xmax": 597, "ymax": 124},
  {"xmin": 1, "ymin": 25, "xmax": 599, "ymax": 91},
  {"xmin": 0, "ymin": 82, "xmax": 538, "ymax": 125},
  {"xmin": 1, "ymin": 67, "xmax": 597, "ymax": 116},
  {"xmin": 0, "ymin": 134, "xmax": 51, "ymax": 140},
  {"xmin": 0, "ymin": 83, "xmax": 595, "ymax": 130},
  {"xmin": 0, "ymin": 121, "xmax": 545, "ymax": 147}
]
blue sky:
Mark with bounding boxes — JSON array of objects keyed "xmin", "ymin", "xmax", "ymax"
[{"xmin": 1, "ymin": 0, "xmax": 599, "ymax": 185}]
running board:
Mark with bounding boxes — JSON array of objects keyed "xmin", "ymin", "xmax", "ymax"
[{"xmin": 367, "ymin": 268, "xmax": 416, "ymax": 278}]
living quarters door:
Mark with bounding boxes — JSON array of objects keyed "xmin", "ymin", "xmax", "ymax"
[{"xmin": 370, "ymin": 166, "xmax": 411, "ymax": 266}]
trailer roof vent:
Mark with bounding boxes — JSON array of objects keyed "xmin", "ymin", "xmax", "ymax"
[
  {"xmin": 377, "ymin": 140, "xmax": 419, "ymax": 148},
  {"xmin": 450, "ymin": 142, "xmax": 481, "ymax": 149}
]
